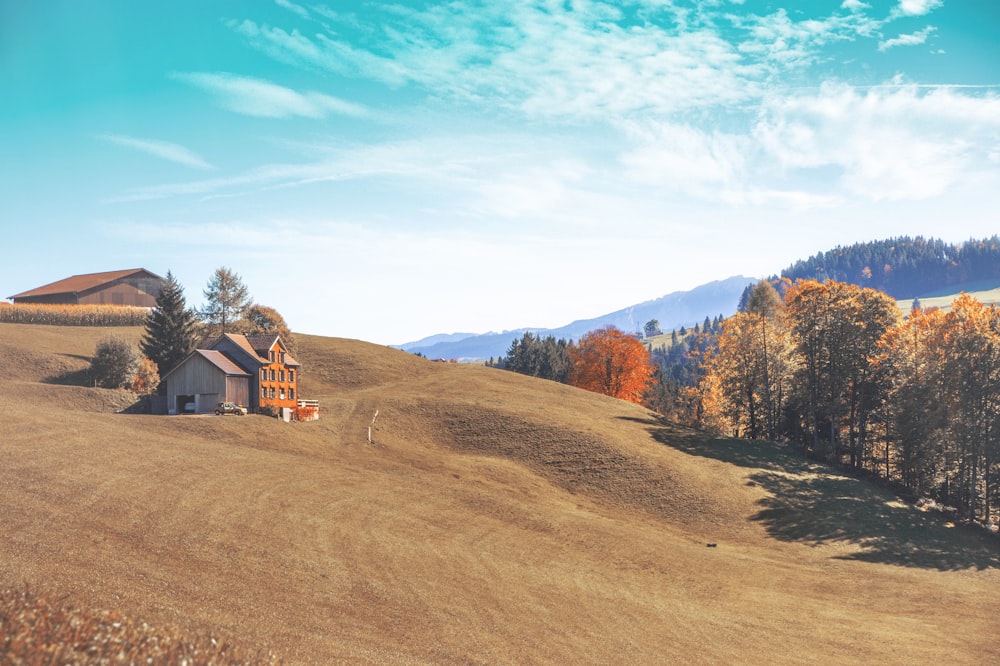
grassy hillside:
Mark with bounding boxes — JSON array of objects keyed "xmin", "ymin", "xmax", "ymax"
[{"xmin": 1, "ymin": 323, "xmax": 998, "ymax": 664}]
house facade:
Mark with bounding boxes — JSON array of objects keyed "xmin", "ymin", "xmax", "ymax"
[
  {"xmin": 8, "ymin": 268, "xmax": 164, "ymax": 307},
  {"xmin": 161, "ymin": 332, "xmax": 300, "ymax": 415}
]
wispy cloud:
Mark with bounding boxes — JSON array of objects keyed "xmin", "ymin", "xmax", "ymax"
[
  {"xmin": 879, "ymin": 26, "xmax": 936, "ymax": 51},
  {"xmin": 123, "ymin": 2, "xmax": 999, "ymax": 215},
  {"xmin": 229, "ymin": 4, "xmax": 775, "ymax": 120},
  {"xmin": 97, "ymin": 133, "xmax": 215, "ymax": 170},
  {"xmin": 274, "ymin": 0, "xmax": 309, "ymax": 20},
  {"xmin": 171, "ymin": 71, "xmax": 368, "ymax": 119},
  {"xmin": 753, "ymin": 83, "xmax": 1000, "ymax": 201},
  {"xmin": 227, "ymin": 1, "xmax": 916, "ymax": 125}
]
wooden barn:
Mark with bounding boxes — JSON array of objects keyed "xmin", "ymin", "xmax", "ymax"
[
  {"xmin": 8, "ymin": 268, "xmax": 164, "ymax": 307},
  {"xmin": 160, "ymin": 350, "xmax": 251, "ymax": 415}
]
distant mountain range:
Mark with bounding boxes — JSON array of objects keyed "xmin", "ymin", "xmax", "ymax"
[{"xmin": 397, "ymin": 275, "xmax": 756, "ymax": 361}]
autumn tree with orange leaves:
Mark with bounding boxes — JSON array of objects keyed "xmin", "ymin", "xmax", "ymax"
[{"xmin": 568, "ymin": 326, "xmax": 656, "ymax": 405}]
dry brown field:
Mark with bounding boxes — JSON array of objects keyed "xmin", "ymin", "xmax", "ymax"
[{"xmin": 1, "ymin": 322, "xmax": 998, "ymax": 664}]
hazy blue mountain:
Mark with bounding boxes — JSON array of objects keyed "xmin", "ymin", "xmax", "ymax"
[
  {"xmin": 397, "ymin": 276, "xmax": 755, "ymax": 361},
  {"xmin": 402, "ymin": 331, "xmax": 482, "ymax": 350}
]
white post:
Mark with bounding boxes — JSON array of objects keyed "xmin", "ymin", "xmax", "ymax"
[{"xmin": 368, "ymin": 409, "xmax": 379, "ymax": 445}]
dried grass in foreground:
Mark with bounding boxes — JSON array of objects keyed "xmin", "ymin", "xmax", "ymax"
[{"xmin": 0, "ymin": 587, "xmax": 282, "ymax": 665}]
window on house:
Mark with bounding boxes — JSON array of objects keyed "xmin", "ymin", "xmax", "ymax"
[
  {"xmin": 289, "ymin": 370, "xmax": 295, "ymax": 382},
  {"xmin": 289, "ymin": 388, "xmax": 295, "ymax": 400},
  {"xmin": 260, "ymin": 368, "xmax": 267, "ymax": 381},
  {"xmin": 269, "ymin": 387, "xmax": 276, "ymax": 399},
  {"xmin": 261, "ymin": 386, "xmax": 267, "ymax": 399},
  {"xmin": 269, "ymin": 351, "xmax": 275, "ymax": 362},
  {"xmin": 280, "ymin": 352, "xmax": 286, "ymax": 363},
  {"xmin": 280, "ymin": 389, "xmax": 286, "ymax": 400},
  {"xmin": 269, "ymin": 369, "xmax": 275, "ymax": 381},
  {"xmin": 279, "ymin": 370, "xmax": 285, "ymax": 382}
]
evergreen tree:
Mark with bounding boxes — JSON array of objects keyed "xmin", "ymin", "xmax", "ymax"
[
  {"xmin": 141, "ymin": 271, "xmax": 199, "ymax": 377},
  {"xmin": 201, "ymin": 267, "xmax": 252, "ymax": 335}
]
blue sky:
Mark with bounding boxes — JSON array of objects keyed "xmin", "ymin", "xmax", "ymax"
[{"xmin": 2, "ymin": 0, "xmax": 998, "ymax": 345}]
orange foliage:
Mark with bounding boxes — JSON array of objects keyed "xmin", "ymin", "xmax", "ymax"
[
  {"xmin": 568, "ymin": 326, "xmax": 656, "ymax": 405},
  {"xmin": 130, "ymin": 357, "xmax": 161, "ymax": 395}
]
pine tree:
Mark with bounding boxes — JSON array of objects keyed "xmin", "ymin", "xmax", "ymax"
[{"xmin": 141, "ymin": 271, "xmax": 199, "ymax": 378}]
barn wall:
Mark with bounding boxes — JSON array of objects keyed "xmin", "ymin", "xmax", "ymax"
[
  {"xmin": 15, "ymin": 294, "xmax": 82, "ymax": 305},
  {"xmin": 166, "ymin": 354, "xmax": 229, "ymax": 414},
  {"xmin": 78, "ymin": 275, "xmax": 161, "ymax": 307},
  {"xmin": 227, "ymin": 376, "xmax": 250, "ymax": 408}
]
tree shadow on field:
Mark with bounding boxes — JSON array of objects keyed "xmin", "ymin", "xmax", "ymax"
[
  {"xmin": 631, "ymin": 415, "xmax": 1000, "ymax": 571},
  {"xmin": 43, "ymin": 354, "xmax": 93, "ymax": 387}
]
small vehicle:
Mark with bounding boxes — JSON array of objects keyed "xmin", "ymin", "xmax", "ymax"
[{"xmin": 215, "ymin": 401, "xmax": 248, "ymax": 416}]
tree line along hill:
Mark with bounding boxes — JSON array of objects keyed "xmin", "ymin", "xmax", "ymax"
[{"xmin": 777, "ymin": 235, "xmax": 1000, "ymax": 300}]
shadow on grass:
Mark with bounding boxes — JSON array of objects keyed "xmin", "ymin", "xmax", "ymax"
[
  {"xmin": 628, "ymin": 415, "xmax": 1000, "ymax": 571},
  {"xmin": 44, "ymin": 354, "xmax": 93, "ymax": 387}
]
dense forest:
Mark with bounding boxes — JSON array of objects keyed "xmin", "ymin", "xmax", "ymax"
[
  {"xmin": 778, "ymin": 236, "xmax": 1000, "ymax": 299},
  {"xmin": 701, "ymin": 280, "xmax": 999, "ymax": 528}
]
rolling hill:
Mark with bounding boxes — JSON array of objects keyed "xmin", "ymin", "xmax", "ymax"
[{"xmin": 1, "ymin": 322, "xmax": 998, "ymax": 664}]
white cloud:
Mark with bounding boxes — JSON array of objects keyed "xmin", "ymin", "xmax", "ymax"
[
  {"xmin": 754, "ymin": 83, "xmax": 1000, "ymax": 201},
  {"xmin": 97, "ymin": 134, "xmax": 214, "ymax": 170},
  {"xmin": 878, "ymin": 26, "xmax": 935, "ymax": 51},
  {"xmin": 895, "ymin": 0, "xmax": 943, "ymax": 17},
  {"xmin": 840, "ymin": 0, "xmax": 870, "ymax": 11},
  {"xmin": 171, "ymin": 71, "xmax": 368, "ymax": 119}
]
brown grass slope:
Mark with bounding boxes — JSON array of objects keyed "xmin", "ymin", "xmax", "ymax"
[{"xmin": 0, "ymin": 323, "xmax": 998, "ymax": 664}]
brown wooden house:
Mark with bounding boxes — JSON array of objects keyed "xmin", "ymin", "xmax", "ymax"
[
  {"xmin": 8, "ymin": 268, "xmax": 164, "ymax": 307},
  {"xmin": 161, "ymin": 333, "xmax": 300, "ymax": 415}
]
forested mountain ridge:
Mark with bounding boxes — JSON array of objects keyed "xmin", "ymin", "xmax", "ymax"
[{"xmin": 780, "ymin": 236, "xmax": 1000, "ymax": 299}]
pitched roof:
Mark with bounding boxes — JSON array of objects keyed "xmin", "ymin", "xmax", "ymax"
[
  {"xmin": 206, "ymin": 333, "xmax": 300, "ymax": 367},
  {"xmin": 160, "ymin": 348, "xmax": 252, "ymax": 381},
  {"xmin": 195, "ymin": 350, "xmax": 251, "ymax": 376},
  {"xmin": 245, "ymin": 334, "xmax": 280, "ymax": 355},
  {"xmin": 217, "ymin": 333, "xmax": 270, "ymax": 364},
  {"xmin": 245, "ymin": 333, "xmax": 301, "ymax": 367},
  {"xmin": 9, "ymin": 268, "xmax": 163, "ymax": 299}
]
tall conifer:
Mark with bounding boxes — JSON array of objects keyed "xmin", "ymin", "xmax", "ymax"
[
  {"xmin": 141, "ymin": 271, "xmax": 199, "ymax": 378},
  {"xmin": 201, "ymin": 266, "xmax": 251, "ymax": 335}
]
